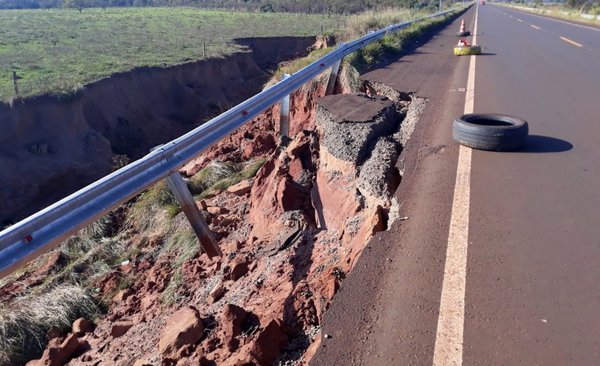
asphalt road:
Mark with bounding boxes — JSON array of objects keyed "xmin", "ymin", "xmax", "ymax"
[{"xmin": 312, "ymin": 4, "xmax": 600, "ymax": 365}]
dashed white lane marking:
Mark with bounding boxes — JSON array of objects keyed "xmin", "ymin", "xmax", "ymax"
[
  {"xmin": 517, "ymin": 18, "xmax": 523, "ymax": 22},
  {"xmin": 432, "ymin": 4, "xmax": 477, "ymax": 366},
  {"xmin": 560, "ymin": 36, "xmax": 584, "ymax": 47},
  {"xmin": 510, "ymin": 7, "xmax": 600, "ymax": 32},
  {"xmin": 531, "ymin": 24, "xmax": 541, "ymax": 30}
]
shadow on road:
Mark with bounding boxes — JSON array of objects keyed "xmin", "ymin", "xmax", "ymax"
[{"xmin": 520, "ymin": 135, "xmax": 573, "ymax": 153}]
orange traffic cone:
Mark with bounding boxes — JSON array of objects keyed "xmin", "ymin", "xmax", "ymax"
[
  {"xmin": 457, "ymin": 19, "xmax": 471, "ymax": 37},
  {"xmin": 457, "ymin": 38, "xmax": 470, "ymax": 47}
]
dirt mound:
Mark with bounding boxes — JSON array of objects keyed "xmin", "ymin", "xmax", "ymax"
[{"xmin": 0, "ymin": 36, "xmax": 317, "ymax": 226}]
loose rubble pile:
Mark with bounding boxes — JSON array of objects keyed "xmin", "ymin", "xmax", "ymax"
[{"xmin": 4, "ymin": 69, "xmax": 425, "ymax": 366}]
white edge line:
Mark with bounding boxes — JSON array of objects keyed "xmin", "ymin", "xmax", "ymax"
[{"xmin": 431, "ymin": 3, "xmax": 476, "ymax": 366}]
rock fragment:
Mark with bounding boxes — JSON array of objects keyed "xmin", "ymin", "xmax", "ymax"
[
  {"xmin": 159, "ymin": 306, "xmax": 204, "ymax": 359},
  {"xmin": 111, "ymin": 320, "xmax": 134, "ymax": 338},
  {"xmin": 26, "ymin": 334, "xmax": 81, "ymax": 366},
  {"xmin": 72, "ymin": 318, "xmax": 93, "ymax": 336},
  {"xmin": 227, "ymin": 179, "xmax": 253, "ymax": 196}
]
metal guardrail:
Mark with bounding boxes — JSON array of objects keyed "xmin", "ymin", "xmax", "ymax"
[{"xmin": 0, "ymin": 7, "xmax": 460, "ymax": 279}]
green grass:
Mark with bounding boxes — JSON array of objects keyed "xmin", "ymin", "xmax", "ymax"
[
  {"xmin": 160, "ymin": 226, "xmax": 196, "ymax": 306},
  {"xmin": 25, "ymin": 215, "xmax": 128, "ymax": 297},
  {"xmin": 130, "ymin": 180, "xmax": 180, "ymax": 227},
  {"xmin": 0, "ymin": 214, "xmax": 124, "ymax": 299},
  {"xmin": 272, "ymin": 8, "xmax": 431, "ymax": 79},
  {"xmin": 347, "ymin": 8, "xmax": 461, "ymax": 72},
  {"xmin": 0, "ymin": 7, "xmax": 345, "ymax": 101},
  {"xmin": 274, "ymin": 46, "xmax": 335, "ymax": 80},
  {"xmin": 272, "ymin": 6, "xmax": 462, "ymax": 80},
  {"xmin": 344, "ymin": 8, "xmax": 428, "ymax": 39}
]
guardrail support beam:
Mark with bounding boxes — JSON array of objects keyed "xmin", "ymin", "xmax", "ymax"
[
  {"xmin": 325, "ymin": 59, "xmax": 342, "ymax": 95},
  {"xmin": 325, "ymin": 43, "xmax": 345, "ymax": 96},
  {"xmin": 279, "ymin": 73, "xmax": 291, "ymax": 139},
  {"xmin": 165, "ymin": 172, "xmax": 222, "ymax": 258}
]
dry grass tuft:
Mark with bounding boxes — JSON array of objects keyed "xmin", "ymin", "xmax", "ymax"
[
  {"xmin": 188, "ymin": 161, "xmax": 240, "ymax": 195},
  {"xmin": 61, "ymin": 215, "xmax": 112, "ymax": 259},
  {"xmin": 128, "ymin": 180, "xmax": 180, "ymax": 231},
  {"xmin": 0, "ymin": 285, "xmax": 98, "ymax": 365},
  {"xmin": 159, "ymin": 219, "xmax": 202, "ymax": 306},
  {"xmin": 189, "ymin": 158, "xmax": 266, "ymax": 199}
]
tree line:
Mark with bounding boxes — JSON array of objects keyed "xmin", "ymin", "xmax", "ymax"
[
  {"xmin": 562, "ymin": 0, "xmax": 599, "ymax": 12},
  {"xmin": 0, "ymin": 0, "xmax": 435, "ymax": 13}
]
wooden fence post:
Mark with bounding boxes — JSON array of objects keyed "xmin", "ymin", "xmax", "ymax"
[{"xmin": 12, "ymin": 71, "xmax": 19, "ymax": 99}]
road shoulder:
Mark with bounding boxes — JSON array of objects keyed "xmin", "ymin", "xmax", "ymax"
[{"xmin": 310, "ymin": 8, "xmax": 476, "ymax": 365}]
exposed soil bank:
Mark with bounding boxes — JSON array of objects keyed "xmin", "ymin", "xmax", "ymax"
[
  {"xmin": 0, "ymin": 36, "xmax": 318, "ymax": 225},
  {"xmin": 2, "ymin": 67, "xmax": 426, "ymax": 365}
]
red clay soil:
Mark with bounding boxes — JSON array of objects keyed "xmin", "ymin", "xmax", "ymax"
[{"xmin": 10, "ymin": 60, "xmax": 410, "ymax": 366}]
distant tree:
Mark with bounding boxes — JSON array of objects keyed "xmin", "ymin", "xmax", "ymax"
[
  {"xmin": 396, "ymin": 0, "xmax": 422, "ymax": 8},
  {"xmin": 565, "ymin": 0, "xmax": 598, "ymax": 11},
  {"xmin": 62, "ymin": 0, "xmax": 86, "ymax": 11},
  {"xmin": 260, "ymin": 3, "xmax": 274, "ymax": 12}
]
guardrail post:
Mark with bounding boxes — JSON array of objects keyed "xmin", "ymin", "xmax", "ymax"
[
  {"xmin": 165, "ymin": 172, "xmax": 222, "ymax": 258},
  {"xmin": 279, "ymin": 73, "xmax": 291, "ymax": 139},
  {"xmin": 325, "ymin": 43, "xmax": 345, "ymax": 96},
  {"xmin": 325, "ymin": 59, "xmax": 341, "ymax": 95}
]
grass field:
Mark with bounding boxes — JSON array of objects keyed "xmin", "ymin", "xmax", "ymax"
[{"xmin": 0, "ymin": 7, "xmax": 344, "ymax": 101}]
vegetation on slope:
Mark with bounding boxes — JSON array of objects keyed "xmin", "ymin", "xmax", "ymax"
[
  {"xmin": 188, "ymin": 159, "xmax": 267, "ymax": 198},
  {"xmin": 0, "ymin": 285, "xmax": 98, "ymax": 365},
  {"xmin": 0, "ymin": 7, "xmax": 343, "ymax": 101},
  {"xmin": 274, "ymin": 6, "xmax": 462, "ymax": 78},
  {"xmin": 347, "ymin": 7, "xmax": 458, "ymax": 71},
  {"xmin": 0, "ymin": 157, "xmax": 267, "ymax": 363}
]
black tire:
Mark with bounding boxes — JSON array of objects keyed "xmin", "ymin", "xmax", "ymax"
[
  {"xmin": 457, "ymin": 31, "xmax": 471, "ymax": 37},
  {"xmin": 452, "ymin": 114, "xmax": 529, "ymax": 151}
]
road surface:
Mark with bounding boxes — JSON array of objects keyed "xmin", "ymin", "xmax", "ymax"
[{"xmin": 312, "ymin": 4, "xmax": 600, "ymax": 365}]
